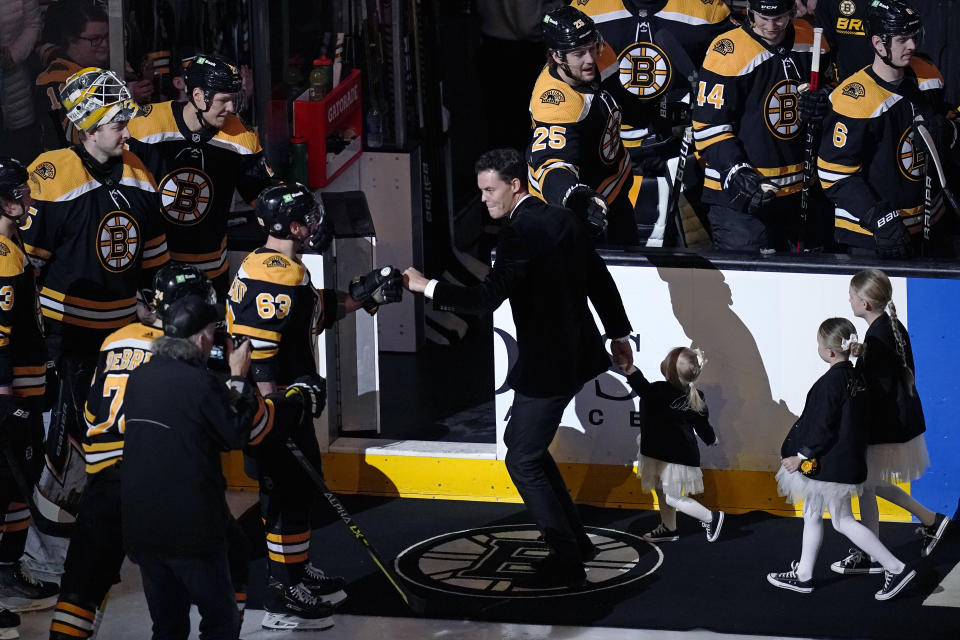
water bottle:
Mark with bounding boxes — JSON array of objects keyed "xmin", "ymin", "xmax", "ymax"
[
  {"xmin": 366, "ymin": 106, "xmax": 383, "ymax": 149},
  {"xmin": 308, "ymin": 56, "xmax": 333, "ymax": 101}
]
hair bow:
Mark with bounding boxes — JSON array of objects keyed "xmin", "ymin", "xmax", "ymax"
[{"xmin": 841, "ymin": 333, "xmax": 859, "ymax": 351}]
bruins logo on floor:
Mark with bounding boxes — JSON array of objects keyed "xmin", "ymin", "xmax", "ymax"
[
  {"xmin": 159, "ymin": 169, "xmax": 214, "ymax": 225},
  {"xmin": 394, "ymin": 524, "xmax": 661, "ymax": 598}
]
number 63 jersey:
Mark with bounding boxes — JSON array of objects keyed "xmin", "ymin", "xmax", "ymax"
[
  {"xmin": 692, "ymin": 21, "xmax": 830, "ymax": 207},
  {"xmin": 226, "ymin": 248, "xmax": 338, "ymax": 386}
]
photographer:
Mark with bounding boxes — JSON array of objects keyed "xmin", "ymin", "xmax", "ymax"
[{"xmin": 120, "ymin": 294, "xmax": 323, "ymax": 639}]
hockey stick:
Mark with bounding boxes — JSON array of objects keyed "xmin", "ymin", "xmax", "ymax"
[
  {"xmin": 798, "ymin": 27, "xmax": 824, "ymax": 253},
  {"xmin": 283, "ymin": 438, "xmax": 427, "ymax": 615},
  {"xmin": 664, "ymin": 126, "xmax": 693, "ymax": 248},
  {"xmin": 0, "ymin": 441, "xmax": 73, "ymax": 538},
  {"xmin": 914, "ymin": 117, "xmax": 960, "ymax": 216}
]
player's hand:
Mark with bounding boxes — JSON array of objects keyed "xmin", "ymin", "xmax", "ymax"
[
  {"xmin": 286, "ymin": 374, "xmax": 327, "ymax": 419},
  {"xmin": 565, "ymin": 186, "xmax": 608, "ymax": 236},
  {"xmin": 227, "ymin": 337, "xmax": 251, "ymax": 378},
  {"xmin": 798, "ymin": 85, "xmax": 830, "ymax": 126},
  {"xmin": 349, "ymin": 266, "xmax": 403, "ymax": 314},
  {"xmin": 866, "ymin": 203, "xmax": 912, "ymax": 259},
  {"xmin": 724, "ymin": 164, "xmax": 778, "ymax": 214}
]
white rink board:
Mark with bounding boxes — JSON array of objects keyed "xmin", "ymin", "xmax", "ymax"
[{"xmin": 493, "ymin": 266, "xmax": 907, "ymax": 471}]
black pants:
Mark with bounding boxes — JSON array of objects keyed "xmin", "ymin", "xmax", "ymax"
[
  {"xmin": 708, "ymin": 193, "xmax": 822, "ymax": 252},
  {"xmin": 0, "ymin": 396, "xmax": 44, "ymax": 563},
  {"xmin": 130, "ymin": 548, "xmax": 239, "ymax": 640},
  {"xmin": 503, "ymin": 391, "xmax": 589, "ymax": 565}
]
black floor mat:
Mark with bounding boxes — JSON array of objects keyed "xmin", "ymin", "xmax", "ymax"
[{"xmin": 243, "ymin": 495, "xmax": 960, "ymax": 639}]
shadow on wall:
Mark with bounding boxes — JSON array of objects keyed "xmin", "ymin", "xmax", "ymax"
[{"xmin": 655, "ymin": 261, "xmax": 797, "ymax": 471}]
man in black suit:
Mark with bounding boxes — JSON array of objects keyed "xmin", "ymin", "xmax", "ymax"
[{"xmin": 403, "ymin": 148, "xmax": 634, "ymax": 587}]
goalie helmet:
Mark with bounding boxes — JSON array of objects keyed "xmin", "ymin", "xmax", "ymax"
[
  {"xmin": 184, "ymin": 54, "xmax": 243, "ymax": 111},
  {"xmin": 255, "ymin": 182, "xmax": 332, "ymax": 253},
  {"xmin": 540, "ymin": 5, "xmax": 601, "ymax": 54},
  {"xmin": 150, "ymin": 263, "xmax": 216, "ymax": 316},
  {"xmin": 60, "ymin": 67, "xmax": 139, "ymax": 132}
]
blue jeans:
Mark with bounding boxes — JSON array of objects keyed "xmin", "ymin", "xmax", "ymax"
[{"xmin": 130, "ymin": 549, "xmax": 240, "ymax": 640}]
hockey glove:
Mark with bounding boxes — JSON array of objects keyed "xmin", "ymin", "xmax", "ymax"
[
  {"xmin": 349, "ymin": 266, "xmax": 403, "ymax": 315},
  {"xmin": 865, "ymin": 203, "xmax": 912, "ymax": 259},
  {"xmin": 564, "ymin": 185, "xmax": 608, "ymax": 236},
  {"xmin": 723, "ymin": 164, "xmax": 778, "ymax": 214},
  {"xmin": 798, "ymin": 85, "xmax": 830, "ymax": 126},
  {"xmin": 286, "ymin": 374, "xmax": 327, "ymax": 419},
  {"xmin": 654, "ymin": 100, "xmax": 691, "ymax": 138}
]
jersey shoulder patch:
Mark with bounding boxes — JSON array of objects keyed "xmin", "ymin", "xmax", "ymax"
[
  {"xmin": 27, "ymin": 150, "xmax": 94, "ymax": 202},
  {"xmin": 0, "ymin": 235, "xmax": 27, "ymax": 278},
  {"xmin": 529, "ymin": 66, "xmax": 589, "ymax": 124},
  {"xmin": 830, "ymin": 69, "xmax": 891, "ymax": 118},
  {"xmin": 239, "ymin": 250, "xmax": 308, "ymax": 288},
  {"xmin": 126, "ymin": 100, "xmax": 179, "ymax": 137},
  {"xmin": 702, "ymin": 27, "xmax": 764, "ymax": 76}
]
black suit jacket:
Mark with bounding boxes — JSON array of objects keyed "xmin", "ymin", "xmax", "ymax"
[{"xmin": 432, "ymin": 197, "xmax": 631, "ymax": 398}]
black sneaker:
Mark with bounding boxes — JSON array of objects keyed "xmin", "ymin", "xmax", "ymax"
[
  {"xmin": 0, "ymin": 562, "xmax": 59, "ymax": 612},
  {"xmin": 514, "ymin": 554, "xmax": 586, "ymax": 589},
  {"xmin": 703, "ymin": 511, "xmax": 725, "ymax": 543},
  {"xmin": 641, "ymin": 523, "xmax": 679, "ymax": 542},
  {"xmin": 262, "ymin": 581, "xmax": 335, "ymax": 631},
  {"xmin": 767, "ymin": 561, "xmax": 814, "ymax": 594},
  {"xmin": 875, "ymin": 564, "xmax": 917, "ymax": 601},
  {"xmin": 302, "ymin": 563, "xmax": 348, "ymax": 606},
  {"xmin": 830, "ymin": 548, "xmax": 884, "ymax": 575},
  {"xmin": 917, "ymin": 513, "xmax": 950, "ymax": 558},
  {"xmin": 0, "ymin": 609, "xmax": 19, "ymax": 637}
]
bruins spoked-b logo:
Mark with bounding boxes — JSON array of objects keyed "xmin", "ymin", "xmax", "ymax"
[
  {"xmin": 97, "ymin": 212, "xmax": 140, "ymax": 272},
  {"xmin": 158, "ymin": 169, "xmax": 214, "ymax": 226},
  {"xmin": 897, "ymin": 127, "xmax": 925, "ymax": 181},
  {"xmin": 617, "ymin": 42, "xmax": 672, "ymax": 100},
  {"xmin": 394, "ymin": 524, "xmax": 662, "ymax": 598},
  {"xmin": 765, "ymin": 79, "xmax": 802, "ymax": 139}
]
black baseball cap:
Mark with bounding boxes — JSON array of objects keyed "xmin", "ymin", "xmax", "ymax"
[{"xmin": 163, "ymin": 294, "xmax": 223, "ymax": 338}]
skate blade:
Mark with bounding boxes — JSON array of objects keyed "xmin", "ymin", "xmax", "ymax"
[
  {"xmin": 1, "ymin": 595, "xmax": 57, "ymax": 613},
  {"xmin": 0, "ymin": 628, "xmax": 18, "ymax": 640},
  {"xmin": 261, "ymin": 611, "xmax": 334, "ymax": 631},
  {"xmin": 317, "ymin": 589, "xmax": 348, "ymax": 607}
]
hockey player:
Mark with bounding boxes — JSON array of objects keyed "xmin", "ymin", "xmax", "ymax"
[
  {"xmin": 126, "ymin": 54, "xmax": 274, "ymax": 299},
  {"xmin": 0, "ymin": 158, "xmax": 59, "ymax": 630},
  {"xmin": 527, "ymin": 5, "xmax": 638, "ymax": 245},
  {"xmin": 580, "ymin": 0, "xmax": 732, "ymax": 246},
  {"xmin": 818, "ymin": 0, "xmax": 959, "ymax": 258},
  {"xmin": 227, "ymin": 182, "xmax": 403, "ymax": 630},
  {"xmin": 20, "ymin": 67, "xmax": 170, "ymax": 577},
  {"xmin": 816, "ymin": 0, "xmax": 875, "ymax": 81},
  {"xmin": 692, "ymin": 0, "xmax": 831, "ymax": 251},
  {"xmin": 49, "ymin": 263, "xmax": 310, "ymax": 639}
]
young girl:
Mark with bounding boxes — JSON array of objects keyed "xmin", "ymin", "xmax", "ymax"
[
  {"xmin": 832, "ymin": 269, "xmax": 950, "ymax": 575},
  {"xmin": 769, "ymin": 318, "xmax": 915, "ymax": 601},
  {"xmin": 624, "ymin": 346, "xmax": 724, "ymax": 543}
]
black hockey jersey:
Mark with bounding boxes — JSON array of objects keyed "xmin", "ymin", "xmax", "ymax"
[
  {"xmin": 582, "ymin": 0, "xmax": 732, "ymax": 152},
  {"xmin": 226, "ymin": 248, "xmax": 337, "ymax": 385},
  {"xmin": 34, "ymin": 57, "xmax": 83, "ymax": 152},
  {"xmin": 83, "ymin": 322, "xmax": 279, "ymax": 474},
  {"xmin": 693, "ymin": 21, "xmax": 830, "ymax": 206},
  {"xmin": 816, "ymin": 0, "xmax": 873, "ymax": 82},
  {"xmin": 22, "ymin": 148, "xmax": 170, "ymax": 354},
  {"xmin": 0, "ymin": 235, "xmax": 48, "ymax": 399},
  {"xmin": 818, "ymin": 59, "xmax": 947, "ymax": 248},
  {"xmin": 527, "ymin": 45, "xmax": 633, "ymax": 207},
  {"xmin": 126, "ymin": 101, "xmax": 274, "ymax": 279},
  {"xmin": 780, "ymin": 361, "xmax": 868, "ymax": 485},
  {"xmin": 626, "ymin": 368, "xmax": 715, "ymax": 468}
]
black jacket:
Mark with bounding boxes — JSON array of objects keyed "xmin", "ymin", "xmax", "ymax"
[
  {"xmin": 432, "ymin": 197, "xmax": 631, "ymax": 397},
  {"xmin": 781, "ymin": 361, "xmax": 868, "ymax": 485},
  {"xmin": 120, "ymin": 346, "xmax": 294, "ymax": 555},
  {"xmin": 858, "ymin": 314, "xmax": 925, "ymax": 445},
  {"xmin": 627, "ymin": 369, "xmax": 715, "ymax": 467}
]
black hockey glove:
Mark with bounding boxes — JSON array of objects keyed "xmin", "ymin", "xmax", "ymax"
[
  {"xmin": 286, "ymin": 374, "xmax": 327, "ymax": 419},
  {"xmin": 654, "ymin": 100, "xmax": 691, "ymax": 138},
  {"xmin": 920, "ymin": 113, "xmax": 960, "ymax": 153},
  {"xmin": 723, "ymin": 164, "xmax": 778, "ymax": 214},
  {"xmin": 865, "ymin": 202, "xmax": 912, "ymax": 259},
  {"xmin": 564, "ymin": 185, "xmax": 608, "ymax": 236},
  {"xmin": 798, "ymin": 85, "xmax": 830, "ymax": 126},
  {"xmin": 349, "ymin": 266, "xmax": 403, "ymax": 315}
]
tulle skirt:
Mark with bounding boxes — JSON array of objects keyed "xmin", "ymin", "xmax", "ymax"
[
  {"xmin": 776, "ymin": 466, "xmax": 862, "ymax": 515},
  {"xmin": 638, "ymin": 455, "xmax": 704, "ymax": 496},
  {"xmin": 865, "ymin": 434, "xmax": 930, "ymax": 485}
]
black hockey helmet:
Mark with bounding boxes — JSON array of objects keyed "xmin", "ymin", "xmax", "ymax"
[
  {"xmin": 162, "ymin": 294, "xmax": 220, "ymax": 339},
  {"xmin": 150, "ymin": 263, "xmax": 216, "ymax": 316},
  {"xmin": 255, "ymin": 181, "xmax": 332, "ymax": 253},
  {"xmin": 867, "ymin": 0, "xmax": 922, "ymax": 39},
  {"xmin": 747, "ymin": 0, "xmax": 795, "ymax": 17},
  {"xmin": 0, "ymin": 157, "xmax": 28, "ymax": 204},
  {"xmin": 540, "ymin": 5, "xmax": 601, "ymax": 54},
  {"xmin": 183, "ymin": 54, "xmax": 242, "ymax": 112}
]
